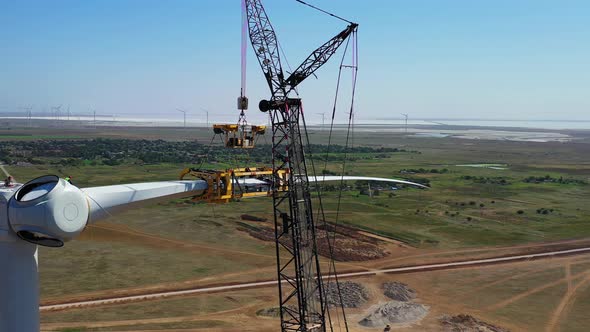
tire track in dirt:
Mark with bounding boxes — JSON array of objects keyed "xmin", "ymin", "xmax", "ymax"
[
  {"xmin": 486, "ymin": 270, "xmax": 590, "ymax": 312},
  {"xmin": 545, "ymin": 269, "xmax": 590, "ymax": 332},
  {"xmin": 41, "ymin": 302, "xmax": 261, "ymax": 331},
  {"xmin": 42, "ymin": 247, "xmax": 590, "ymax": 311},
  {"xmin": 367, "ymin": 238, "xmax": 590, "ymax": 269},
  {"xmin": 469, "ymin": 257, "xmax": 590, "ymax": 293}
]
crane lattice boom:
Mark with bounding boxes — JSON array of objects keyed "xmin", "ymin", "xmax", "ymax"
[{"xmin": 244, "ymin": 1, "xmax": 357, "ymax": 331}]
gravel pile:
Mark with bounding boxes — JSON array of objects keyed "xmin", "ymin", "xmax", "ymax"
[
  {"xmin": 440, "ymin": 314, "xmax": 510, "ymax": 332},
  {"xmin": 322, "ymin": 281, "xmax": 370, "ymax": 308},
  {"xmin": 382, "ymin": 282, "xmax": 416, "ymax": 302},
  {"xmin": 359, "ymin": 301, "xmax": 429, "ymax": 327}
]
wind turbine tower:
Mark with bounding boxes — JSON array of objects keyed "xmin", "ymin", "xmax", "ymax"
[
  {"xmin": 316, "ymin": 112, "xmax": 326, "ymax": 131},
  {"xmin": 199, "ymin": 107, "xmax": 209, "ymax": 127},
  {"xmin": 401, "ymin": 113, "xmax": 408, "ymax": 133},
  {"xmin": 176, "ymin": 108, "xmax": 187, "ymax": 128}
]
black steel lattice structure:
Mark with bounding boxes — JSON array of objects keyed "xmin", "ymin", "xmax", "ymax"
[{"xmin": 244, "ymin": 1, "xmax": 357, "ymax": 331}]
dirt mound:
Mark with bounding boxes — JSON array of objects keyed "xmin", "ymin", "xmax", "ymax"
[
  {"xmin": 256, "ymin": 305, "xmax": 297, "ymax": 318},
  {"xmin": 238, "ymin": 225, "xmax": 388, "ymax": 261},
  {"xmin": 241, "ymin": 214, "xmax": 267, "ymax": 222},
  {"xmin": 359, "ymin": 301, "xmax": 429, "ymax": 327},
  {"xmin": 440, "ymin": 314, "xmax": 509, "ymax": 332},
  {"xmin": 382, "ymin": 282, "xmax": 416, "ymax": 302},
  {"xmin": 322, "ymin": 281, "xmax": 370, "ymax": 308},
  {"xmin": 317, "ymin": 222, "xmax": 381, "ymax": 245},
  {"xmin": 256, "ymin": 307, "xmax": 281, "ymax": 318}
]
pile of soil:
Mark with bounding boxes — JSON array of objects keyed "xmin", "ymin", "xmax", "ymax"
[
  {"xmin": 241, "ymin": 214, "xmax": 267, "ymax": 222},
  {"xmin": 359, "ymin": 301, "xmax": 429, "ymax": 327},
  {"xmin": 256, "ymin": 307, "xmax": 281, "ymax": 317},
  {"xmin": 256, "ymin": 305, "xmax": 297, "ymax": 318},
  {"xmin": 322, "ymin": 281, "xmax": 370, "ymax": 308},
  {"xmin": 238, "ymin": 225, "xmax": 388, "ymax": 261},
  {"xmin": 382, "ymin": 282, "xmax": 416, "ymax": 302},
  {"xmin": 440, "ymin": 314, "xmax": 509, "ymax": 332},
  {"xmin": 316, "ymin": 222, "xmax": 380, "ymax": 245},
  {"xmin": 316, "ymin": 235, "xmax": 388, "ymax": 261}
]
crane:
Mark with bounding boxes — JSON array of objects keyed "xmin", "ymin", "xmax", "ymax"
[{"xmin": 243, "ymin": 1, "xmax": 357, "ymax": 330}]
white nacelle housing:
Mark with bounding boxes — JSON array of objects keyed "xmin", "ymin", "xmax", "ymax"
[{"xmin": 8, "ymin": 175, "xmax": 89, "ymax": 247}]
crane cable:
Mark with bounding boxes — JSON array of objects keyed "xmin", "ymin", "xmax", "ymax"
[
  {"xmin": 241, "ymin": 0, "xmax": 247, "ymax": 99},
  {"xmin": 325, "ymin": 28, "xmax": 358, "ymax": 332},
  {"xmin": 295, "ymin": 0, "xmax": 354, "ymax": 24},
  {"xmin": 303, "ymin": 30, "xmax": 357, "ymax": 332},
  {"xmin": 294, "ymin": 1, "xmax": 358, "ymax": 329}
]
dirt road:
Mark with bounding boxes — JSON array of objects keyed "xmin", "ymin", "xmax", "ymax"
[{"xmin": 41, "ymin": 246, "xmax": 590, "ymax": 311}]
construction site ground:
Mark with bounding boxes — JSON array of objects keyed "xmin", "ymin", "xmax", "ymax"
[{"xmin": 40, "ymin": 221, "xmax": 590, "ymax": 332}]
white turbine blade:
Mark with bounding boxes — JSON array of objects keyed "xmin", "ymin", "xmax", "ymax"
[
  {"xmin": 236, "ymin": 175, "xmax": 427, "ymax": 188},
  {"xmin": 82, "ymin": 180, "xmax": 208, "ymax": 222},
  {"xmin": 308, "ymin": 175, "xmax": 428, "ymax": 189},
  {"xmin": 0, "ymin": 164, "xmax": 10, "ymax": 178},
  {"xmin": 235, "ymin": 178, "xmax": 269, "ymax": 186}
]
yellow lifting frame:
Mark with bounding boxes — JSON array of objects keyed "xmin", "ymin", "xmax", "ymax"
[
  {"xmin": 179, "ymin": 166, "xmax": 289, "ymax": 203},
  {"xmin": 212, "ymin": 124, "xmax": 266, "ymax": 149}
]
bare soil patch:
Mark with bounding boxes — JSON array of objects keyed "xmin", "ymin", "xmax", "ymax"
[
  {"xmin": 238, "ymin": 224, "xmax": 388, "ymax": 261},
  {"xmin": 440, "ymin": 314, "xmax": 509, "ymax": 332}
]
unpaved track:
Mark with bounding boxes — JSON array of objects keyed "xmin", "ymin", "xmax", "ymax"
[
  {"xmin": 42, "ymin": 304, "xmax": 259, "ymax": 331},
  {"xmin": 545, "ymin": 272, "xmax": 590, "ymax": 332},
  {"xmin": 41, "ymin": 246, "xmax": 590, "ymax": 312},
  {"xmin": 485, "ymin": 269, "xmax": 590, "ymax": 311},
  {"xmin": 366, "ymin": 238, "xmax": 590, "ymax": 269}
]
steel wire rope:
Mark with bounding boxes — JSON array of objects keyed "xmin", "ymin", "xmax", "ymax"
[
  {"xmin": 301, "ymin": 108, "xmax": 340, "ymax": 332},
  {"xmin": 191, "ymin": 134, "xmax": 220, "ymax": 217},
  {"xmin": 301, "ymin": 32, "xmax": 355, "ymax": 332},
  {"xmin": 323, "ymin": 35, "xmax": 354, "ymax": 332},
  {"xmin": 295, "ymin": 0, "xmax": 355, "ymax": 24},
  {"xmin": 197, "ymin": 134, "xmax": 218, "ymax": 170},
  {"xmin": 325, "ymin": 30, "xmax": 358, "ymax": 332}
]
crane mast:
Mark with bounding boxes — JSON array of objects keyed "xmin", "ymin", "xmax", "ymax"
[{"xmin": 244, "ymin": 1, "xmax": 357, "ymax": 331}]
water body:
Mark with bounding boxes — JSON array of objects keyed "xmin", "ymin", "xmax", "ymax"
[
  {"xmin": 456, "ymin": 164, "xmax": 508, "ymax": 170},
  {"xmin": 362, "ymin": 119, "xmax": 590, "ymax": 130}
]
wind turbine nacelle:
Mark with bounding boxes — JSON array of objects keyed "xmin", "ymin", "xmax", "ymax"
[{"xmin": 8, "ymin": 175, "xmax": 89, "ymax": 247}]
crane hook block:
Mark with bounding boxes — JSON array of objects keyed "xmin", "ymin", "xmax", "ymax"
[{"xmin": 238, "ymin": 96, "xmax": 248, "ymax": 110}]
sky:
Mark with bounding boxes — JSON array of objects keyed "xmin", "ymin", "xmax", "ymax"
[{"xmin": 1, "ymin": 0, "xmax": 589, "ymax": 125}]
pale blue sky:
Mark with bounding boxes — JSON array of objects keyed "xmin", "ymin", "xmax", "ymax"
[{"xmin": 1, "ymin": 0, "xmax": 589, "ymax": 124}]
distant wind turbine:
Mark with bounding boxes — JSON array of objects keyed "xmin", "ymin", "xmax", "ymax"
[
  {"xmin": 316, "ymin": 112, "xmax": 326, "ymax": 130},
  {"xmin": 199, "ymin": 107, "xmax": 210, "ymax": 127},
  {"xmin": 176, "ymin": 108, "xmax": 187, "ymax": 128},
  {"xmin": 401, "ymin": 113, "xmax": 408, "ymax": 133}
]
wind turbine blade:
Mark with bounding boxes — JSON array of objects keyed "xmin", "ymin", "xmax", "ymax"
[
  {"xmin": 235, "ymin": 175, "xmax": 428, "ymax": 189},
  {"xmin": 307, "ymin": 175, "xmax": 428, "ymax": 189},
  {"xmin": 82, "ymin": 180, "xmax": 208, "ymax": 222},
  {"xmin": 0, "ymin": 164, "xmax": 10, "ymax": 178}
]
